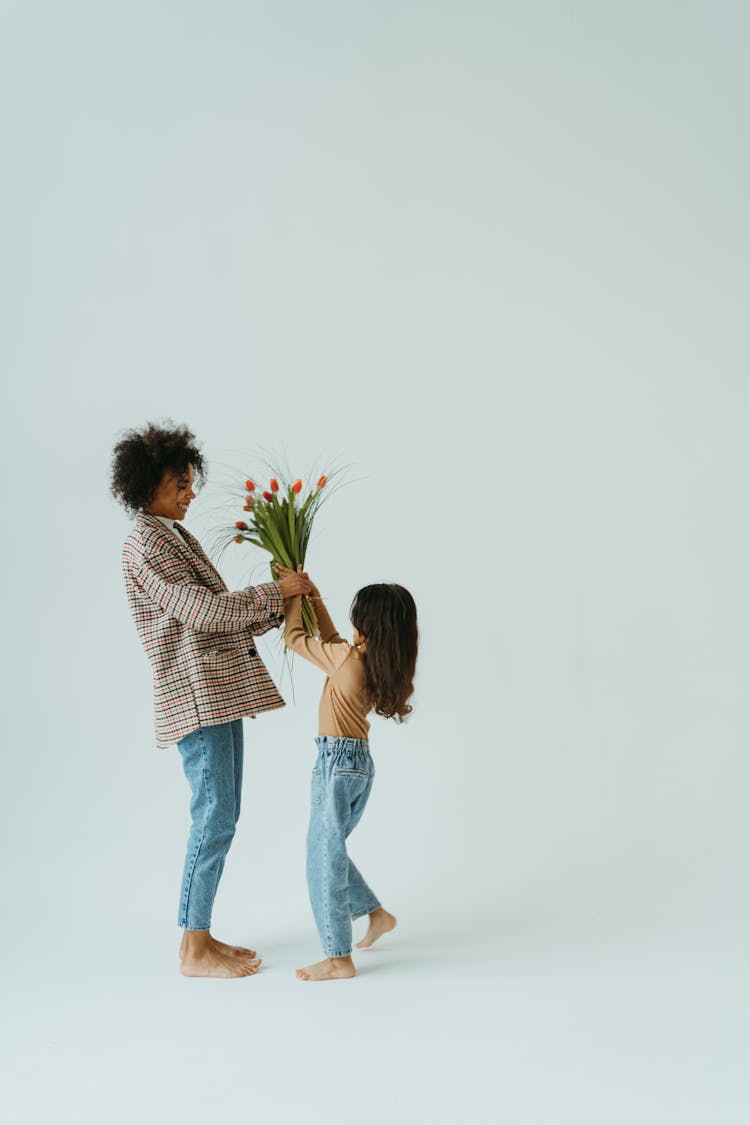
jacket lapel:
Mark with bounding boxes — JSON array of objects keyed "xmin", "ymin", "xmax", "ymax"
[
  {"xmin": 137, "ymin": 513, "xmax": 227, "ymax": 592},
  {"xmin": 176, "ymin": 524, "xmax": 227, "ymax": 590}
]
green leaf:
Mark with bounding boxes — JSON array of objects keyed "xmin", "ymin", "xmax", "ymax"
[{"xmin": 287, "ymin": 486, "xmax": 297, "ymax": 557}]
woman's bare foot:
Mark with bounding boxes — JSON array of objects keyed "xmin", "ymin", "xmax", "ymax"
[
  {"xmin": 211, "ymin": 937, "xmax": 257, "ymax": 960},
  {"xmin": 355, "ymin": 907, "xmax": 397, "ymax": 949},
  {"xmin": 181, "ymin": 949, "xmax": 261, "ymax": 978},
  {"xmin": 295, "ymin": 956, "xmax": 356, "ymax": 982},
  {"xmin": 179, "ymin": 929, "xmax": 261, "ymax": 978},
  {"xmin": 179, "ymin": 931, "xmax": 257, "ymax": 961}
]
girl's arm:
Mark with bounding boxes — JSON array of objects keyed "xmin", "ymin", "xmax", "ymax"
[
  {"xmin": 284, "ymin": 594, "xmax": 351, "ymax": 674},
  {"xmin": 308, "ymin": 582, "xmax": 347, "ymax": 645}
]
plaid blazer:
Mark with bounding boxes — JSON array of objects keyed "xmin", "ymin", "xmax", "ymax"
[{"xmin": 122, "ymin": 512, "xmax": 285, "ymax": 748}]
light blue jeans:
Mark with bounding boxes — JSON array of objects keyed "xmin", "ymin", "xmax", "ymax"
[
  {"xmin": 307, "ymin": 736, "xmax": 381, "ymax": 957},
  {"xmin": 176, "ymin": 718, "xmax": 243, "ymax": 930}
]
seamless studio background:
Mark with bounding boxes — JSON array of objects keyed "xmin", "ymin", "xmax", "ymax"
[{"xmin": 2, "ymin": 2, "xmax": 748, "ymax": 1123}]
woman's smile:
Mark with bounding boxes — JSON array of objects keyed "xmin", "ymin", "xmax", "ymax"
[{"xmin": 148, "ymin": 463, "xmax": 197, "ymax": 521}]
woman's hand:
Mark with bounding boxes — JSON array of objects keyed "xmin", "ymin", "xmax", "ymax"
[
  {"xmin": 275, "ymin": 564, "xmax": 311, "ymax": 599},
  {"xmin": 275, "ymin": 563, "xmax": 321, "ymax": 601}
]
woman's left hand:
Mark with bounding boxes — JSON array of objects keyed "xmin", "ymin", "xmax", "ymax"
[{"xmin": 275, "ymin": 562, "xmax": 311, "ymax": 584}]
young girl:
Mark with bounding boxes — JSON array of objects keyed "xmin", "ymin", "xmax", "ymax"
[{"xmin": 276, "ymin": 564, "xmax": 418, "ymax": 982}]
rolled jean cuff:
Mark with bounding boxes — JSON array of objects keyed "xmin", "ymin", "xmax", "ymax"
[
  {"xmin": 325, "ymin": 947, "xmax": 353, "ymax": 958},
  {"xmin": 351, "ymin": 900, "xmax": 380, "ymax": 921}
]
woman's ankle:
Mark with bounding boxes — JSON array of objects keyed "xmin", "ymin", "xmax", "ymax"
[{"xmin": 180, "ymin": 928, "xmax": 212, "ymax": 954}]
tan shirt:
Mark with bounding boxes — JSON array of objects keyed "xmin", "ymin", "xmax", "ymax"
[{"xmin": 284, "ymin": 595, "xmax": 370, "ymax": 740}]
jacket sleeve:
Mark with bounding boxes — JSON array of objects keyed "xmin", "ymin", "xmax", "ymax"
[
  {"xmin": 251, "ymin": 608, "xmax": 286, "ymax": 637},
  {"xmin": 284, "ymin": 595, "xmax": 352, "ymax": 673},
  {"xmin": 134, "ymin": 552, "xmax": 284, "ymax": 634}
]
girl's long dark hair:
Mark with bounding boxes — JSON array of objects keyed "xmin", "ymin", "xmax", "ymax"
[{"xmin": 350, "ymin": 584, "xmax": 418, "ymax": 722}]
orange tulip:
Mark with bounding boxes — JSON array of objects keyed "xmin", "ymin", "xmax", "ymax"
[
  {"xmin": 245, "ymin": 479, "xmax": 256, "ymax": 491},
  {"xmin": 292, "ymin": 479, "xmax": 302, "ymax": 494},
  {"xmin": 317, "ymin": 475, "xmax": 328, "ymax": 489},
  {"xmin": 235, "ymin": 521, "xmax": 248, "ymax": 530},
  {"xmin": 233, "ymin": 535, "xmax": 243, "ymax": 543},
  {"xmin": 270, "ymin": 478, "xmax": 279, "ymax": 492}
]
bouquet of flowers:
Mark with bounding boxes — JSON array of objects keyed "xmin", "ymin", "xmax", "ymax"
[{"xmin": 231, "ymin": 471, "xmax": 331, "ymax": 636}]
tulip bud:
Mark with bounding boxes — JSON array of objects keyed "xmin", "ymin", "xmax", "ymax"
[
  {"xmin": 233, "ymin": 535, "xmax": 243, "ymax": 544},
  {"xmin": 270, "ymin": 478, "xmax": 279, "ymax": 492},
  {"xmin": 243, "ymin": 497, "xmax": 255, "ymax": 510},
  {"xmin": 262, "ymin": 491, "xmax": 273, "ymax": 501},
  {"xmin": 317, "ymin": 475, "xmax": 328, "ymax": 489},
  {"xmin": 235, "ymin": 520, "xmax": 248, "ymax": 530},
  {"xmin": 245, "ymin": 479, "xmax": 256, "ymax": 491},
  {"xmin": 292, "ymin": 479, "xmax": 302, "ymax": 494}
]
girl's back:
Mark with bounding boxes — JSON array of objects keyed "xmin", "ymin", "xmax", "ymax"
[
  {"xmin": 277, "ymin": 569, "xmax": 418, "ymax": 983},
  {"xmin": 284, "ymin": 595, "xmax": 370, "ymax": 740}
]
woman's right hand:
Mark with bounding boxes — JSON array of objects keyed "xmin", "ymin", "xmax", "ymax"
[
  {"xmin": 276, "ymin": 563, "xmax": 321, "ymax": 600},
  {"xmin": 276, "ymin": 567, "xmax": 311, "ymax": 598}
]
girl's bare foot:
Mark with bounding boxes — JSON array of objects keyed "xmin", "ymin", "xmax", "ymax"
[
  {"xmin": 355, "ymin": 907, "xmax": 397, "ymax": 949},
  {"xmin": 295, "ymin": 956, "xmax": 356, "ymax": 982},
  {"xmin": 179, "ymin": 928, "xmax": 261, "ymax": 977},
  {"xmin": 179, "ymin": 931, "xmax": 257, "ymax": 961}
]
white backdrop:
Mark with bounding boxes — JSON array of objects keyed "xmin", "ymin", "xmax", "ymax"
[{"xmin": 3, "ymin": 2, "xmax": 748, "ymax": 1123}]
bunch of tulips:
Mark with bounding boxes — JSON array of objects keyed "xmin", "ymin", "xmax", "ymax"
[{"xmin": 232, "ymin": 473, "xmax": 329, "ymax": 636}]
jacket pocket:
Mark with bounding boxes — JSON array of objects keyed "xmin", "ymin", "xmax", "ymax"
[{"xmin": 199, "ymin": 646, "xmax": 241, "ymax": 666}]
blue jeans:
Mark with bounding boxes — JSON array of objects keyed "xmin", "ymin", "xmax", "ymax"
[
  {"xmin": 176, "ymin": 719, "xmax": 244, "ymax": 930},
  {"xmin": 307, "ymin": 736, "xmax": 381, "ymax": 957}
]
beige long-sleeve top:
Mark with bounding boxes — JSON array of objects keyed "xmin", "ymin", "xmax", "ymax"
[{"xmin": 284, "ymin": 594, "xmax": 370, "ymax": 740}]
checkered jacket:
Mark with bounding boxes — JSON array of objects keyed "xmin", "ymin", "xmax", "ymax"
[{"xmin": 122, "ymin": 512, "xmax": 285, "ymax": 748}]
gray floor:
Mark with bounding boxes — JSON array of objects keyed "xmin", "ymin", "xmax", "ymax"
[{"xmin": 4, "ymin": 896, "xmax": 747, "ymax": 1125}]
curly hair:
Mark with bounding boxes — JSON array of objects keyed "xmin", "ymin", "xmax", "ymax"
[
  {"xmin": 110, "ymin": 421, "xmax": 206, "ymax": 515},
  {"xmin": 350, "ymin": 584, "xmax": 418, "ymax": 722}
]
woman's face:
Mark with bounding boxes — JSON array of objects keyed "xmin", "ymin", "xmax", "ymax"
[{"xmin": 148, "ymin": 463, "xmax": 196, "ymax": 521}]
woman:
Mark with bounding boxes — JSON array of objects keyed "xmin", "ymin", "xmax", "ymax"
[{"xmin": 111, "ymin": 422, "xmax": 310, "ymax": 978}]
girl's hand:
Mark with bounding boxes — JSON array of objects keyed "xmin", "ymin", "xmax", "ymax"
[{"xmin": 296, "ymin": 564, "xmax": 321, "ymax": 601}]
